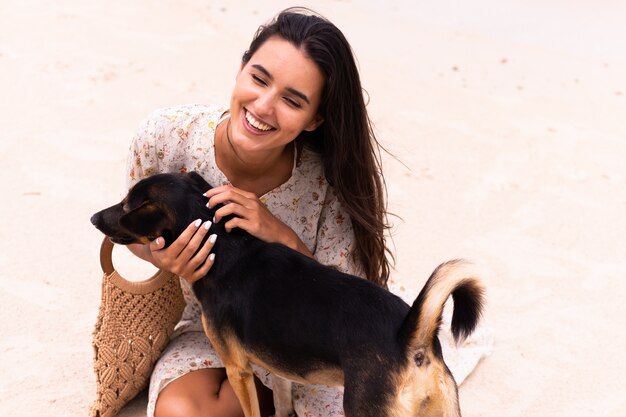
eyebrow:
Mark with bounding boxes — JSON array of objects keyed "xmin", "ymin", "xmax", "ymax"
[{"xmin": 251, "ymin": 64, "xmax": 311, "ymax": 105}]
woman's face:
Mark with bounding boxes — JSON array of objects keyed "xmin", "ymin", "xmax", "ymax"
[{"xmin": 228, "ymin": 36, "xmax": 324, "ymax": 159}]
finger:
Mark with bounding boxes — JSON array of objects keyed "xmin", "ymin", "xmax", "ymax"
[
  {"xmin": 190, "ymin": 252, "xmax": 216, "ymax": 283},
  {"xmin": 178, "ymin": 220, "xmax": 212, "ymax": 261},
  {"xmin": 206, "ymin": 183, "xmax": 257, "ymax": 199},
  {"xmin": 189, "ymin": 234, "xmax": 217, "ymax": 273},
  {"xmin": 224, "ymin": 217, "xmax": 256, "ymax": 235},
  {"xmin": 214, "ymin": 203, "xmax": 252, "ymax": 223},
  {"xmin": 204, "ymin": 184, "xmax": 231, "ymax": 199},
  {"xmin": 186, "ymin": 231, "xmax": 216, "ymax": 271},
  {"xmin": 164, "ymin": 219, "xmax": 203, "ymax": 258},
  {"xmin": 149, "ymin": 236, "xmax": 166, "ymax": 252},
  {"xmin": 207, "ymin": 188, "xmax": 258, "ymax": 209}
]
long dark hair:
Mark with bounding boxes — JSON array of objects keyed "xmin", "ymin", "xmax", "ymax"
[{"xmin": 242, "ymin": 8, "xmax": 393, "ymax": 287}]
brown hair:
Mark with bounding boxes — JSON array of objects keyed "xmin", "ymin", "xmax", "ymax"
[{"xmin": 243, "ymin": 8, "xmax": 393, "ymax": 287}]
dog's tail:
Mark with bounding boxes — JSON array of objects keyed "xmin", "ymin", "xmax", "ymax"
[{"xmin": 398, "ymin": 259, "xmax": 484, "ymax": 356}]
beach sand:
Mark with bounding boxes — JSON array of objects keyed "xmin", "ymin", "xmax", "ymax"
[{"xmin": 1, "ymin": 1, "xmax": 625, "ymax": 416}]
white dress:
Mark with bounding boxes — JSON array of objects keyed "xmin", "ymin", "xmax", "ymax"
[{"xmin": 125, "ymin": 104, "xmax": 493, "ymax": 417}]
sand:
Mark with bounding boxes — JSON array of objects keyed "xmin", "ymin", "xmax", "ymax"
[{"xmin": 1, "ymin": 1, "xmax": 625, "ymax": 416}]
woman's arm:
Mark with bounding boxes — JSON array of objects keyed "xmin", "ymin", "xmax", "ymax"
[{"xmin": 206, "ymin": 184, "xmax": 314, "ymax": 259}]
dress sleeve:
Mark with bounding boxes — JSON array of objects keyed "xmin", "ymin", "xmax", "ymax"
[
  {"xmin": 125, "ymin": 111, "xmax": 163, "ymax": 189},
  {"xmin": 314, "ymin": 185, "xmax": 365, "ymax": 278}
]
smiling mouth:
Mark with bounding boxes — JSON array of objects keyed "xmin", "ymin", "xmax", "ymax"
[{"xmin": 245, "ymin": 110, "xmax": 275, "ymax": 132}]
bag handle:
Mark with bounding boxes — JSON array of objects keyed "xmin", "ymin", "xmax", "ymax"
[
  {"xmin": 100, "ymin": 237, "xmax": 115, "ymax": 275},
  {"xmin": 99, "ymin": 237, "xmax": 179, "ymax": 294}
]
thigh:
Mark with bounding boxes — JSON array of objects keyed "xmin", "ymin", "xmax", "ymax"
[
  {"xmin": 148, "ymin": 332, "xmax": 224, "ymax": 415},
  {"xmin": 155, "ymin": 368, "xmax": 244, "ymax": 417},
  {"xmin": 155, "ymin": 368, "xmax": 274, "ymax": 417}
]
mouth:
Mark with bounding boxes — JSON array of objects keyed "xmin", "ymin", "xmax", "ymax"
[
  {"xmin": 108, "ymin": 235, "xmax": 137, "ymax": 245},
  {"xmin": 243, "ymin": 109, "xmax": 276, "ymax": 133}
]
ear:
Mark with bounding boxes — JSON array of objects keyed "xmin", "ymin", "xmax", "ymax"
[
  {"xmin": 119, "ymin": 202, "xmax": 170, "ymax": 237},
  {"xmin": 303, "ymin": 114, "xmax": 324, "ymax": 132},
  {"xmin": 187, "ymin": 171, "xmax": 211, "ymax": 192}
]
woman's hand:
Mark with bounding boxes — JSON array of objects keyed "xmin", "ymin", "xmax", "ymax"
[
  {"xmin": 205, "ymin": 185, "xmax": 313, "ymax": 257},
  {"xmin": 145, "ymin": 219, "xmax": 217, "ymax": 284}
]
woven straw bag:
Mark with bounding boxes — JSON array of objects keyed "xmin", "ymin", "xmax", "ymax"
[{"xmin": 90, "ymin": 237, "xmax": 186, "ymax": 417}]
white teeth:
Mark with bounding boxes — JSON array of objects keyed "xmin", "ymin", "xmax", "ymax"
[{"xmin": 245, "ymin": 111, "xmax": 273, "ymax": 131}]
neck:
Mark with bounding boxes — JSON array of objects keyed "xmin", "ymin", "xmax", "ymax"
[{"xmin": 215, "ymin": 119, "xmax": 294, "ymax": 194}]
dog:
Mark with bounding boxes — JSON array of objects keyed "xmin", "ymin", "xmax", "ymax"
[{"xmin": 91, "ymin": 172, "xmax": 484, "ymax": 417}]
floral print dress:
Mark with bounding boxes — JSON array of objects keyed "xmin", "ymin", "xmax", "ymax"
[
  {"xmin": 126, "ymin": 104, "xmax": 494, "ymax": 417},
  {"xmin": 127, "ymin": 104, "xmax": 362, "ymax": 417}
]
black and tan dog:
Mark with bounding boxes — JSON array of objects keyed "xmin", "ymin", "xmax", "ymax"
[{"xmin": 91, "ymin": 172, "xmax": 484, "ymax": 417}]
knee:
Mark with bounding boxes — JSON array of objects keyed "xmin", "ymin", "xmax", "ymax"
[
  {"xmin": 154, "ymin": 368, "xmax": 229, "ymax": 417},
  {"xmin": 154, "ymin": 379, "xmax": 245, "ymax": 417},
  {"xmin": 155, "ymin": 393, "xmax": 210, "ymax": 417}
]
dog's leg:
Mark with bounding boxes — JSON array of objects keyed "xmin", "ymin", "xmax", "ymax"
[
  {"xmin": 201, "ymin": 315, "xmax": 262, "ymax": 417},
  {"xmin": 225, "ymin": 364, "xmax": 262, "ymax": 417},
  {"xmin": 343, "ymin": 368, "xmax": 396, "ymax": 417},
  {"xmin": 271, "ymin": 375, "xmax": 295, "ymax": 417}
]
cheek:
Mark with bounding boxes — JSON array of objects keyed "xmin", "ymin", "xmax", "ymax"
[
  {"xmin": 231, "ymin": 75, "xmax": 256, "ymax": 102},
  {"xmin": 231, "ymin": 83, "xmax": 249, "ymax": 104},
  {"xmin": 278, "ymin": 108, "xmax": 317, "ymax": 132}
]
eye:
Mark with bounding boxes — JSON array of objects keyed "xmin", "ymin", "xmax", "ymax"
[
  {"xmin": 252, "ymin": 74, "xmax": 267, "ymax": 86},
  {"xmin": 283, "ymin": 97, "xmax": 302, "ymax": 109}
]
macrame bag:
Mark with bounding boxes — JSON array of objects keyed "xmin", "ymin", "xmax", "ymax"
[{"xmin": 90, "ymin": 237, "xmax": 186, "ymax": 417}]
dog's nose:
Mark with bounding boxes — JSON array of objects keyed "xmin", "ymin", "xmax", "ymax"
[{"xmin": 90, "ymin": 213, "xmax": 98, "ymax": 226}]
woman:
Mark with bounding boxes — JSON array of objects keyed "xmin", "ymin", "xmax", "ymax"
[{"xmin": 127, "ymin": 8, "xmax": 391, "ymax": 417}]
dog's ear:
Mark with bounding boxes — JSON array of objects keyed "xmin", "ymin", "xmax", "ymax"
[
  {"xmin": 119, "ymin": 202, "xmax": 170, "ymax": 237},
  {"xmin": 188, "ymin": 171, "xmax": 211, "ymax": 192}
]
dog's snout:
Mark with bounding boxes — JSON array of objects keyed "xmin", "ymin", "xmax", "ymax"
[{"xmin": 90, "ymin": 213, "xmax": 100, "ymax": 226}]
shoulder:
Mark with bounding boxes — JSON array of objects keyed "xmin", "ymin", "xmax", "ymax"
[
  {"xmin": 145, "ymin": 103, "xmax": 225, "ymax": 123},
  {"xmin": 296, "ymin": 142, "xmax": 325, "ymax": 184},
  {"xmin": 134, "ymin": 104, "xmax": 226, "ymax": 142}
]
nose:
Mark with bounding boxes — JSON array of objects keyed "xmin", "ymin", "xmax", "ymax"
[
  {"xmin": 255, "ymin": 90, "xmax": 276, "ymax": 117},
  {"xmin": 90, "ymin": 213, "xmax": 99, "ymax": 226}
]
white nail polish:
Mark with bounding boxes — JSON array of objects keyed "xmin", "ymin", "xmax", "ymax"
[
  {"xmin": 204, "ymin": 221, "xmax": 212, "ymax": 230},
  {"xmin": 213, "ymin": 216, "xmax": 218, "ymax": 223},
  {"xmin": 194, "ymin": 219, "xmax": 202, "ymax": 227},
  {"xmin": 209, "ymin": 234, "xmax": 217, "ymax": 243},
  {"xmin": 209, "ymin": 253, "xmax": 215, "ymax": 261}
]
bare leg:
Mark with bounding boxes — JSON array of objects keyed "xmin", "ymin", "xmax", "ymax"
[{"xmin": 154, "ymin": 368, "xmax": 274, "ymax": 417}]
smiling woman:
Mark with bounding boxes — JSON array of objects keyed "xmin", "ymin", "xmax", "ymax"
[
  {"xmin": 124, "ymin": 7, "xmax": 392, "ymax": 417},
  {"xmin": 216, "ymin": 36, "xmax": 325, "ymax": 195}
]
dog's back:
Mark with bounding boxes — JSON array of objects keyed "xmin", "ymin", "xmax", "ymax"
[{"xmin": 195, "ymin": 240, "xmax": 411, "ymax": 380}]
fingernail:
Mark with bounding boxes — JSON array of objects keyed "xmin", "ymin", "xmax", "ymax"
[
  {"xmin": 194, "ymin": 219, "xmax": 202, "ymax": 227},
  {"xmin": 209, "ymin": 253, "xmax": 215, "ymax": 261},
  {"xmin": 209, "ymin": 234, "xmax": 217, "ymax": 243},
  {"xmin": 204, "ymin": 221, "xmax": 212, "ymax": 230},
  {"xmin": 213, "ymin": 216, "xmax": 218, "ymax": 223},
  {"xmin": 206, "ymin": 202, "xmax": 211, "ymax": 208},
  {"xmin": 155, "ymin": 237, "xmax": 162, "ymax": 245}
]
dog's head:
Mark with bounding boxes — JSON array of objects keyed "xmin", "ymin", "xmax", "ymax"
[{"xmin": 91, "ymin": 172, "xmax": 212, "ymax": 246}]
